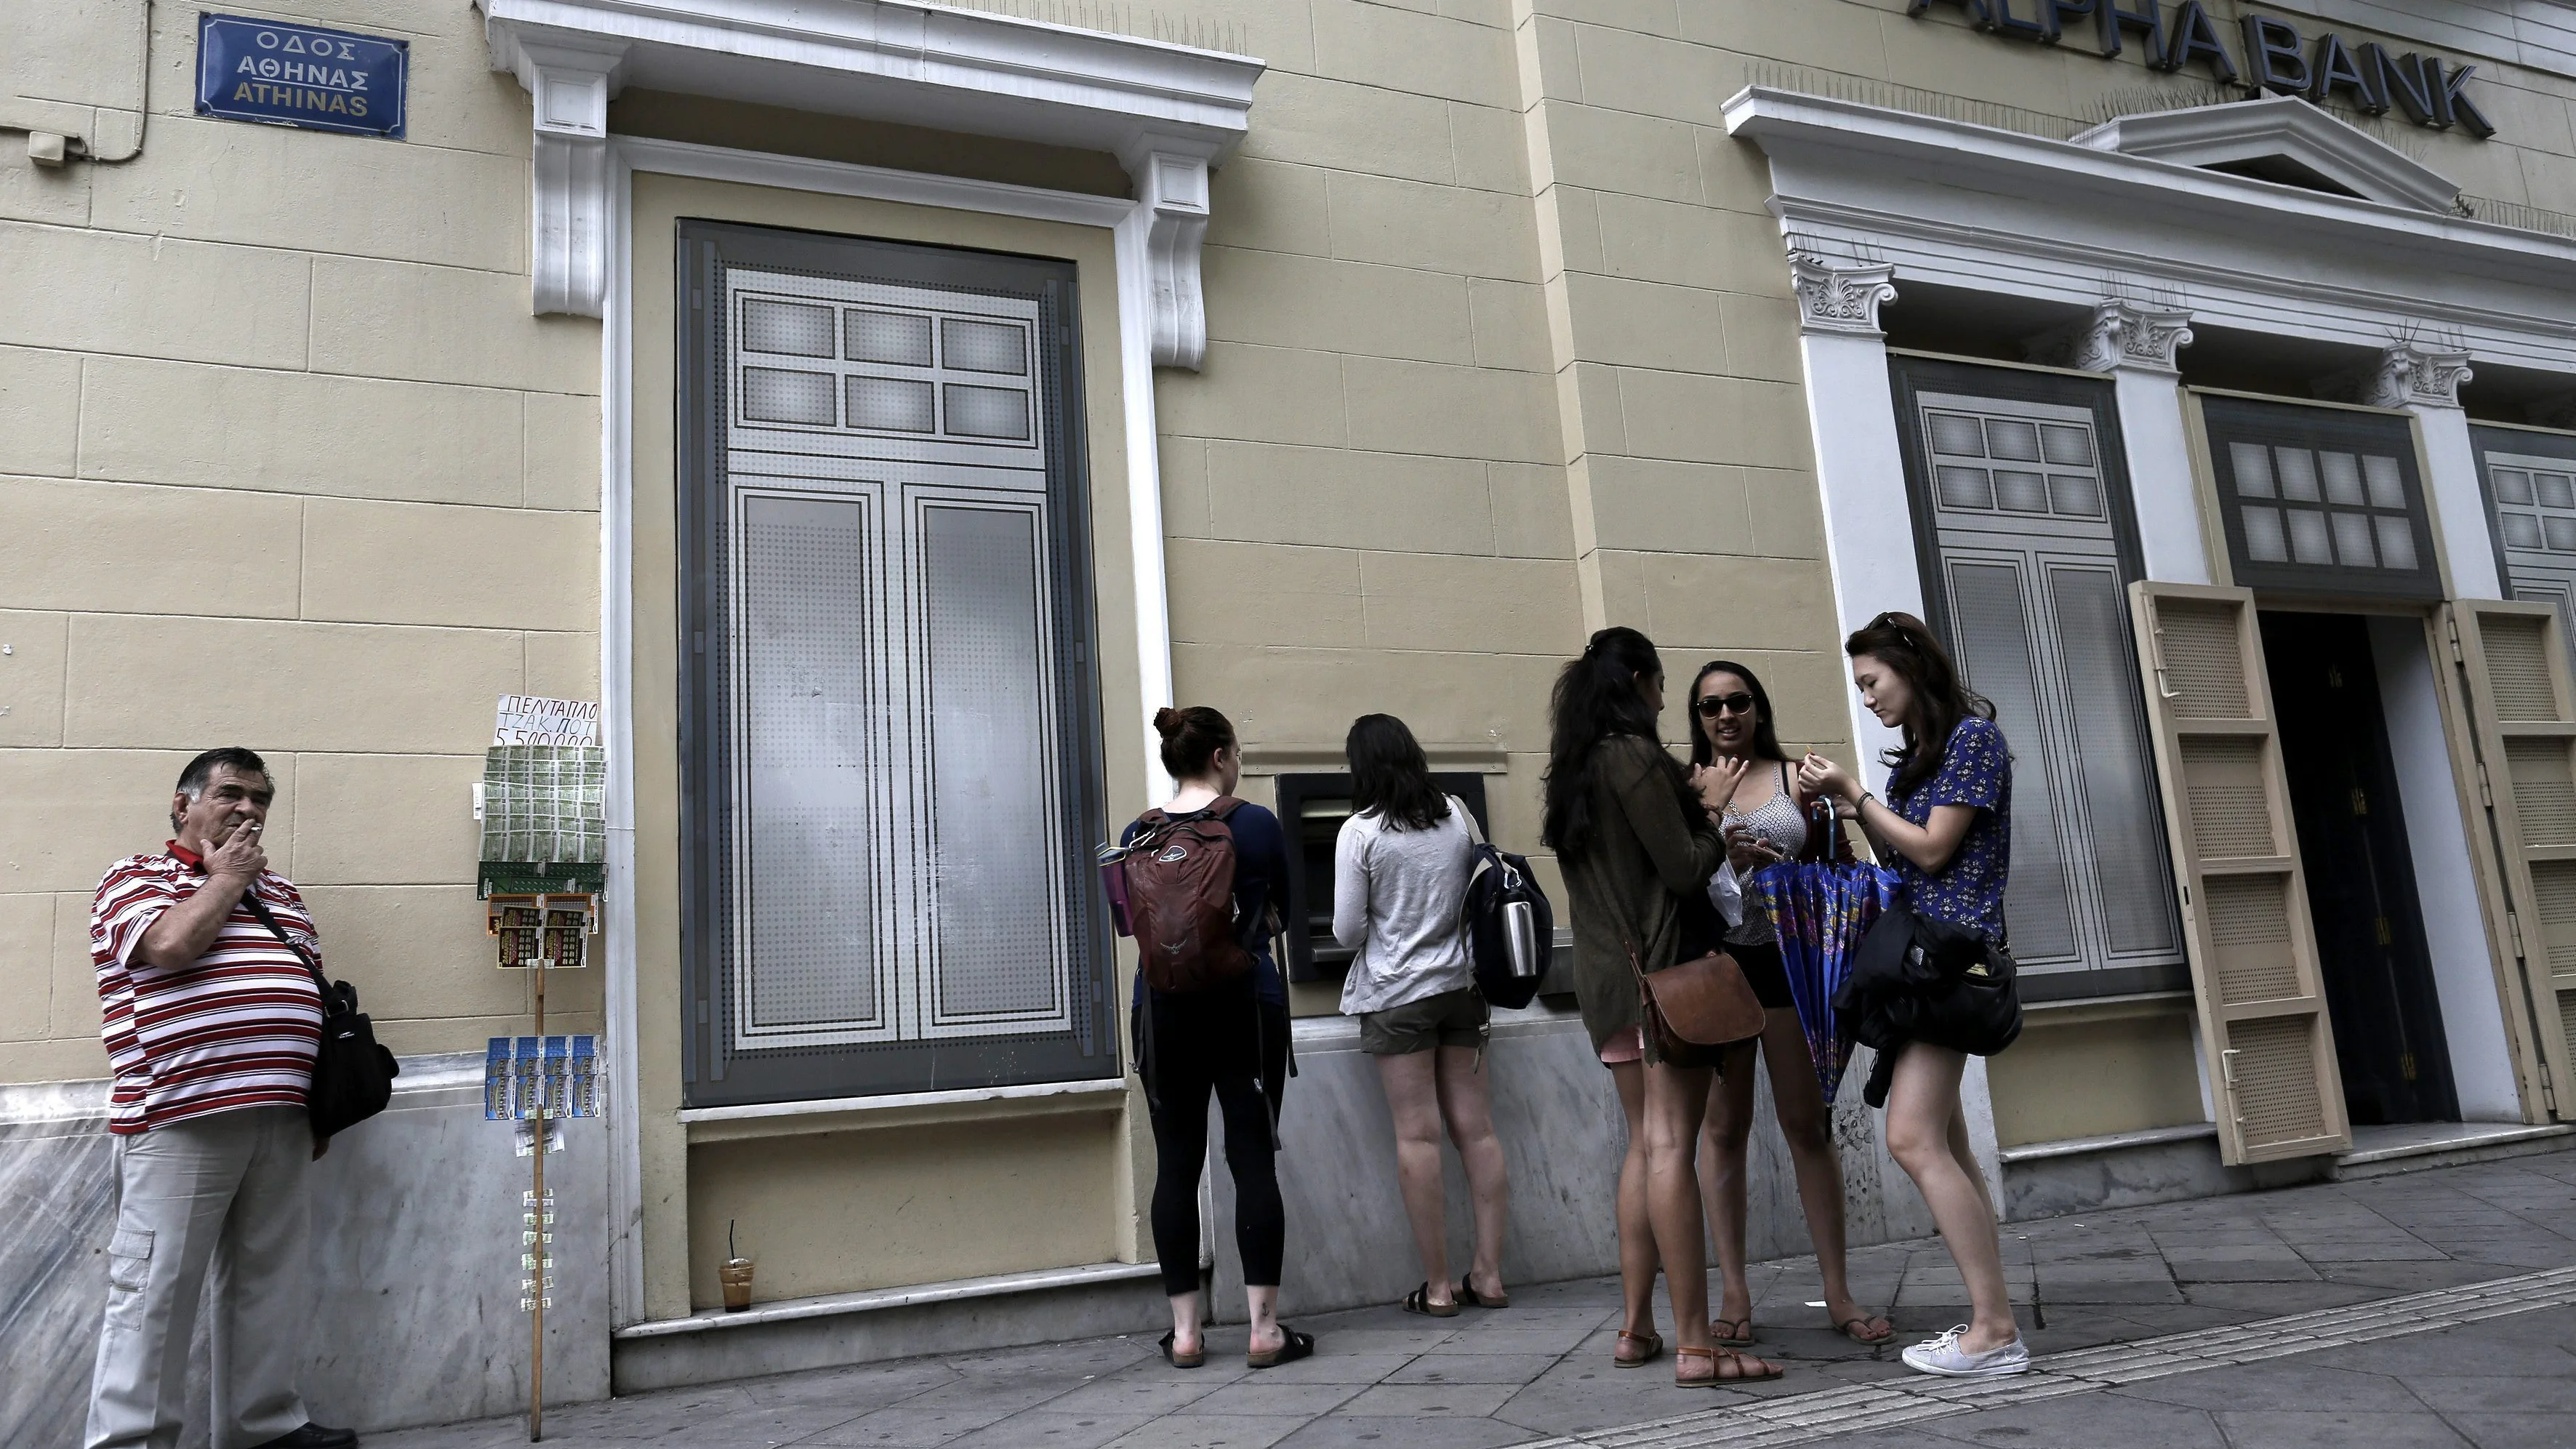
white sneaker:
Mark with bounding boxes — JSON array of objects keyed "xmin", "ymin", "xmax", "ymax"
[{"xmin": 1900, "ymin": 1324, "xmax": 2029, "ymax": 1378}]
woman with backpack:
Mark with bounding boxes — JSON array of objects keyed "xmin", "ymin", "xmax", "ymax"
[
  {"xmin": 1332, "ymin": 713, "xmax": 1511, "ymax": 1318},
  {"xmin": 1123, "ymin": 705, "xmax": 1311, "ymax": 1370},
  {"xmin": 1797, "ymin": 612, "xmax": 2024, "ymax": 1379},
  {"xmin": 1686, "ymin": 660, "xmax": 1895, "ymax": 1351},
  {"xmin": 1542, "ymin": 627, "xmax": 1783, "ymax": 1386}
]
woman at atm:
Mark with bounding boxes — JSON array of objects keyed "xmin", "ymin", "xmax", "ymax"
[{"xmin": 1331, "ymin": 713, "xmax": 1512, "ymax": 1317}]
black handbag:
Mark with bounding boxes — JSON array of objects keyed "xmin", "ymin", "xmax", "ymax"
[
  {"xmin": 1837, "ymin": 906, "xmax": 2023, "ymax": 1057},
  {"xmin": 244, "ymin": 891, "xmax": 401, "ymax": 1139}
]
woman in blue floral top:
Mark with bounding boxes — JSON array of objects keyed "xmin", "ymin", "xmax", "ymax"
[{"xmin": 1798, "ymin": 611, "xmax": 2026, "ymax": 1382}]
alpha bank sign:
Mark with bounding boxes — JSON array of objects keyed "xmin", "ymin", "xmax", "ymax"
[{"xmin": 1910, "ymin": 1, "xmax": 2494, "ymax": 139}]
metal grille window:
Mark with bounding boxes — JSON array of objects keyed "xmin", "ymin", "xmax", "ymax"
[
  {"xmin": 679, "ymin": 224, "xmax": 1111, "ymax": 1107},
  {"xmin": 2472, "ymin": 426, "xmax": 2576, "ymax": 650},
  {"xmin": 2204, "ymin": 396, "xmax": 2440, "ymax": 601},
  {"xmin": 1893, "ymin": 358, "xmax": 2188, "ymax": 1000}
]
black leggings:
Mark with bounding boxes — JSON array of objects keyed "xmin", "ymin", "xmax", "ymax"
[{"xmin": 1139, "ymin": 985, "xmax": 1288, "ymax": 1296}]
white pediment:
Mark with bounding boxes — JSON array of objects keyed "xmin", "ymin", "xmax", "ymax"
[{"xmin": 2072, "ymin": 95, "xmax": 2459, "ymax": 214}]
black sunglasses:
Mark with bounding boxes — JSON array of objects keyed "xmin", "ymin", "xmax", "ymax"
[{"xmin": 1694, "ymin": 692, "xmax": 1757, "ymax": 718}]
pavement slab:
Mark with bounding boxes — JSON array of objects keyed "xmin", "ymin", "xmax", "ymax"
[{"xmin": 367, "ymin": 1154, "xmax": 2575, "ymax": 1449}]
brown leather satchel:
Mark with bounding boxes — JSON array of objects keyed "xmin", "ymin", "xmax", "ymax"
[{"xmin": 1631, "ymin": 945, "xmax": 1767, "ymax": 1053}]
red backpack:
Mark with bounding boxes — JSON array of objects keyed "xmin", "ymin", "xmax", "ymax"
[{"xmin": 1118, "ymin": 798, "xmax": 1254, "ymax": 994}]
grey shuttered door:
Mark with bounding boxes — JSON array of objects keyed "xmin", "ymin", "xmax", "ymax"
[
  {"xmin": 680, "ymin": 225, "xmax": 1110, "ymax": 1107},
  {"xmin": 2479, "ymin": 448, "xmax": 2576, "ymax": 649},
  {"xmin": 1913, "ymin": 390, "xmax": 2186, "ymax": 985}
]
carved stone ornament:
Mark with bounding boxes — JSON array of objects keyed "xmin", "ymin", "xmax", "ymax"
[
  {"xmin": 2362, "ymin": 341, "xmax": 2476, "ymax": 410},
  {"xmin": 490, "ymin": 33, "xmax": 626, "ymax": 318},
  {"xmin": 2060, "ymin": 300, "xmax": 2194, "ymax": 374},
  {"xmin": 1121, "ymin": 140, "xmax": 1215, "ymax": 370},
  {"xmin": 1791, "ymin": 254, "xmax": 1898, "ymax": 337}
]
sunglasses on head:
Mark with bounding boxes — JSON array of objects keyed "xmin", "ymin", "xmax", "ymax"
[{"xmin": 1695, "ymin": 692, "xmax": 1757, "ymax": 719}]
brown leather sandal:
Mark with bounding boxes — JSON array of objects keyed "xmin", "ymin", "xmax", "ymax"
[
  {"xmin": 1675, "ymin": 1345, "xmax": 1785, "ymax": 1386},
  {"xmin": 1613, "ymin": 1328, "xmax": 1663, "ymax": 1368}
]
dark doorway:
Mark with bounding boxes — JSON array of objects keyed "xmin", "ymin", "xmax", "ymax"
[{"xmin": 2260, "ymin": 611, "xmax": 2460, "ymax": 1125}]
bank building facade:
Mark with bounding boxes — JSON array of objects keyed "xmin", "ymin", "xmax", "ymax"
[{"xmin": 4, "ymin": 0, "xmax": 2576, "ymax": 1439}]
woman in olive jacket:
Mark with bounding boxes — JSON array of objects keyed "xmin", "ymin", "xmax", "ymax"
[{"xmin": 1542, "ymin": 626, "xmax": 1783, "ymax": 1386}]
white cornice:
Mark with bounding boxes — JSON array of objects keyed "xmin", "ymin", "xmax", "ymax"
[
  {"xmin": 1725, "ymin": 86, "xmax": 2576, "ymax": 370},
  {"xmin": 2073, "ymin": 95, "xmax": 2460, "ymax": 214},
  {"xmin": 478, "ymin": 0, "xmax": 1261, "ymax": 343}
]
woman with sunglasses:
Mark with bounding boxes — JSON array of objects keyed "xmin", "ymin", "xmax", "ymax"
[
  {"xmin": 1799, "ymin": 613, "xmax": 2024, "ymax": 1379},
  {"xmin": 1685, "ymin": 662, "xmax": 1893, "ymax": 1351}
]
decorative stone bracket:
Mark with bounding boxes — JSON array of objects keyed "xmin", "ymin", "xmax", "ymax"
[
  {"xmin": 1123, "ymin": 140, "xmax": 1214, "ymax": 370},
  {"xmin": 497, "ymin": 34, "xmax": 625, "ymax": 319},
  {"xmin": 1791, "ymin": 254, "xmax": 1898, "ymax": 337},
  {"xmin": 2029, "ymin": 299, "xmax": 2195, "ymax": 374},
  {"xmin": 2362, "ymin": 340, "xmax": 2476, "ymax": 410}
]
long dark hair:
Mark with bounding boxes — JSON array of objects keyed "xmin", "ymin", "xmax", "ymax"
[
  {"xmin": 1542, "ymin": 626, "xmax": 1690, "ymax": 862},
  {"xmin": 1347, "ymin": 714, "xmax": 1450, "ymax": 831},
  {"xmin": 1685, "ymin": 659, "xmax": 1789, "ymax": 769},
  {"xmin": 1845, "ymin": 611, "xmax": 1992, "ymax": 795}
]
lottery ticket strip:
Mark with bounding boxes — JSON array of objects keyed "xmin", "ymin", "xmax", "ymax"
[{"xmin": 478, "ymin": 739, "xmax": 608, "ymax": 1442}]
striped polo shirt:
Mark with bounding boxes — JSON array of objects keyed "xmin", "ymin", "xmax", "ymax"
[{"xmin": 92, "ymin": 843, "xmax": 324, "ymax": 1136}]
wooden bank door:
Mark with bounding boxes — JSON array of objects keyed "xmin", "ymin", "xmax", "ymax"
[
  {"xmin": 2444, "ymin": 601, "xmax": 2576, "ymax": 1122},
  {"xmin": 2130, "ymin": 582, "xmax": 2353, "ymax": 1164}
]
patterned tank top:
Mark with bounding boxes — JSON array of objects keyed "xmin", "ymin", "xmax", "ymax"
[{"xmin": 1720, "ymin": 762, "xmax": 1807, "ymax": 945}]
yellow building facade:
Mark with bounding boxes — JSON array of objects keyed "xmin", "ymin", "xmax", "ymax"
[{"xmin": 4, "ymin": 0, "xmax": 2575, "ymax": 1438}]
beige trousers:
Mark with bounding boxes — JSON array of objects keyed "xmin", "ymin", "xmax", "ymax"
[{"xmin": 86, "ymin": 1106, "xmax": 313, "ymax": 1449}]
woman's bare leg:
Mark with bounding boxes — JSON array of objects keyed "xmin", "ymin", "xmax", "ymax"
[
  {"xmin": 1610, "ymin": 1060, "xmax": 1658, "ymax": 1341},
  {"xmin": 1760, "ymin": 1009, "xmax": 1885, "ymax": 1337},
  {"xmin": 1643, "ymin": 1059, "xmax": 1717, "ymax": 1353},
  {"xmin": 1377, "ymin": 1050, "xmax": 1453, "ymax": 1306},
  {"xmin": 1168, "ymin": 1291, "xmax": 1202, "ymax": 1356},
  {"xmin": 1698, "ymin": 1043, "xmax": 1760, "ymax": 1331},
  {"xmin": 1434, "ymin": 1044, "xmax": 1509, "ymax": 1301},
  {"xmin": 1884, "ymin": 1043, "xmax": 2015, "ymax": 1352}
]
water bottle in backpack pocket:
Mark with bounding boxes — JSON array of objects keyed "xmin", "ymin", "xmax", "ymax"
[{"xmin": 1456, "ymin": 801, "xmax": 1555, "ymax": 1012}]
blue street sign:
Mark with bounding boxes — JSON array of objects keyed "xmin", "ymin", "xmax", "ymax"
[{"xmin": 196, "ymin": 13, "xmax": 407, "ymax": 140}]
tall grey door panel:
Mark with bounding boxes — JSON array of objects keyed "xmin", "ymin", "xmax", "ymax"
[
  {"xmin": 1893, "ymin": 359, "xmax": 2188, "ymax": 999},
  {"xmin": 680, "ymin": 224, "xmax": 1111, "ymax": 1107},
  {"xmin": 2472, "ymin": 427, "xmax": 2576, "ymax": 657}
]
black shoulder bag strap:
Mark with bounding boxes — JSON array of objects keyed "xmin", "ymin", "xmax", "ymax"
[{"xmin": 238, "ymin": 883, "xmax": 332, "ymax": 1003}]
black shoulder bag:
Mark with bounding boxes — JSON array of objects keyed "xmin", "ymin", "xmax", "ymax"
[{"xmin": 242, "ymin": 889, "xmax": 401, "ymax": 1139}]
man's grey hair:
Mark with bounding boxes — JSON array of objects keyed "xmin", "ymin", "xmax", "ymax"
[{"xmin": 171, "ymin": 747, "xmax": 273, "ymax": 832}]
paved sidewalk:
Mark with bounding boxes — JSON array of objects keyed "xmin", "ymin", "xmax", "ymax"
[{"xmin": 377, "ymin": 1151, "xmax": 2576, "ymax": 1449}]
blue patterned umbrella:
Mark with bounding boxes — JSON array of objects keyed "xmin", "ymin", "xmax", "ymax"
[{"xmin": 1754, "ymin": 862, "xmax": 1901, "ymax": 1103}]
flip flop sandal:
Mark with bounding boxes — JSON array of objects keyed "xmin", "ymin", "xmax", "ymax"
[
  {"xmin": 1836, "ymin": 1315, "xmax": 1895, "ymax": 1346},
  {"xmin": 1456, "ymin": 1279, "xmax": 1510, "ymax": 1309},
  {"xmin": 1613, "ymin": 1329, "xmax": 1663, "ymax": 1368},
  {"xmin": 1709, "ymin": 1317, "xmax": 1756, "ymax": 1348},
  {"xmin": 1403, "ymin": 1282, "xmax": 1461, "ymax": 1317},
  {"xmin": 1675, "ymin": 1346, "xmax": 1784, "ymax": 1387},
  {"xmin": 1245, "ymin": 1327, "xmax": 1315, "ymax": 1368},
  {"xmin": 1157, "ymin": 1330, "xmax": 1203, "ymax": 1368}
]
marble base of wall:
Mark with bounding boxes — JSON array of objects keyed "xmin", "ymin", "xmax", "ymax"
[
  {"xmin": 0, "ymin": 1055, "xmax": 609, "ymax": 1449},
  {"xmin": 609, "ymin": 1261, "xmax": 1170, "ymax": 1393},
  {"xmin": 1999, "ymin": 1124, "xmax": 2322, "ymax": 1223},
  {"xmin": 1209, "ymin": 1006, "xmax": 1955, "ymax": 1319}
]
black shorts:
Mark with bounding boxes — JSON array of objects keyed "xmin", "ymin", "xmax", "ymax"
[{"xmin": 1730, "ymin": 938, "xmax": 1796, "ymax": 1011}]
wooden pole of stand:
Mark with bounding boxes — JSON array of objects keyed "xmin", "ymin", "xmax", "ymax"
[{"xmin": 530, "ymin": 920, "xmax": 547, "ymax": 1442}]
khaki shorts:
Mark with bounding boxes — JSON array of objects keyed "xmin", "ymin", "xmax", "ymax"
[{"xmin": 1359, "ymin": 986, "xmax": 1489, "ymax": 1056}]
